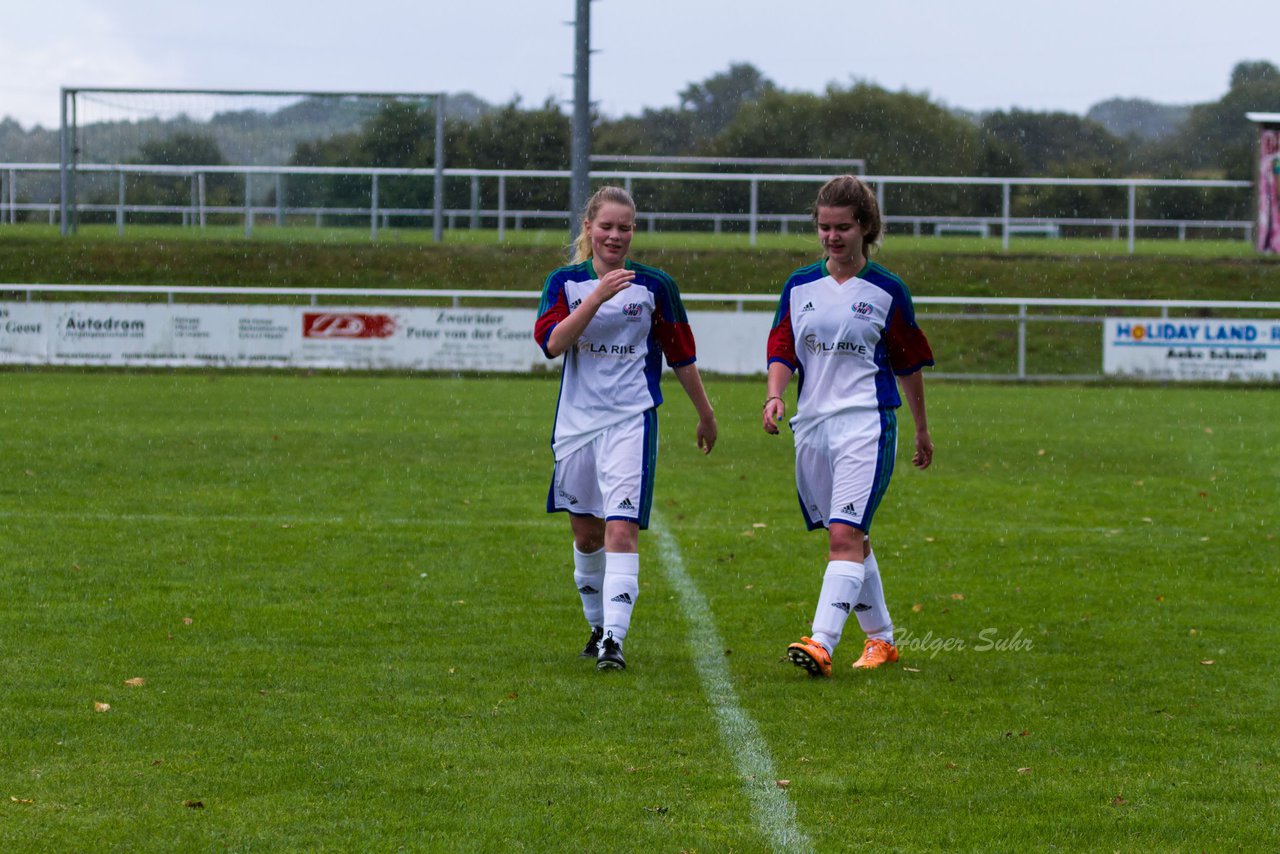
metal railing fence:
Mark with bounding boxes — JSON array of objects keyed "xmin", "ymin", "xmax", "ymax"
[{"xmin": 0, "ymin": 163, "xmax": 1254, "ymax": 252}]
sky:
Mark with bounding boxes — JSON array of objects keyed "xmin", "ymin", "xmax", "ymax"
[{"xmin": 2, "ymin": 0, "xmax": 1277, "ymax": 131}]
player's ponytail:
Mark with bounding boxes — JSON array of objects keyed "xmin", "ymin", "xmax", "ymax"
[
  {"xmin": 813, "ymin": 175, "xmax": 883, "ymax": 254},
  {"xmin": 570, "ymin": 186, "xmax": 637, "ymax": 263}
]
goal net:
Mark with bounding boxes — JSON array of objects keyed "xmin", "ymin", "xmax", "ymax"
[{"xmin": 59, "ymin": 87, "xmax": 442, "ymax": 233}]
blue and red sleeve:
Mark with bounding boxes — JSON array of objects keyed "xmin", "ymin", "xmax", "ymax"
[
  {"xmin": 534, "ymin": 273, "xmax": 571, "ymax": 358},
  {"xmin": 885, "ymin": 294, "xmax": 935, "ymax": 375},
  {"xmin": 651, "ymin": 272, "xmax": 697, "ymax": 368},
  {"xmin": 766, "ymin": 286, "xmax": 798, "ymax": 371}
]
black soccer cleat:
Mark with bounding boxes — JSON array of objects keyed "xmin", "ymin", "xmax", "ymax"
[
  {"xmin": 597, "ymin": 632, "xmax": 626, "ymax": 670},
  {"xmin": 579, "ymin": 626, "xmax": 604, "ymax": 658}
]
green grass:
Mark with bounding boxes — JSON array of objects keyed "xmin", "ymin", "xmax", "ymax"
[
  {"xmin": 2, "ymin": 372, "xmax": 1277, "ymax": 850},
  {"xmin": 2, "ymin": 221, "xmax": 1265, "ymax": 258}
]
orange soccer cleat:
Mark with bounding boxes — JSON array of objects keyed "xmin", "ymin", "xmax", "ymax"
[
  {"xmin": 787, "ymin": 637, "xmax": 832, "ymax": 678},
  {"xmin": 851, "ymin": 638, "xmax": 899, "ymax": 669}
]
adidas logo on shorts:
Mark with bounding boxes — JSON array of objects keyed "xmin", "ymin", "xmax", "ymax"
[
  {"xmin": 616, "ymin": 497, "xmax": 635, "ymax": 511},
  {"xmin": 610, "ymin": 592, "xmax": 633, "ymax": 604},
  {"xmin": 840, "ymin": 502, "xmax": 859, "ymax": 515},
  {"xmin": 833, "ymin": 601, "xmax": 852, "ymax": 614}
]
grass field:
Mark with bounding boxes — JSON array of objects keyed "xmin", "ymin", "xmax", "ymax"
[{"xmin": 2, "ymin": 371, "xmax": 1277, "ymax": 851}]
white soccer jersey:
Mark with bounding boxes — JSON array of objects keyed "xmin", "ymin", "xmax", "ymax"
[
  {"xmin": 767, "ymin": 259, "xmax": 933, "ymax": 438},
  {"xmin": 535, "ymin": 259, "xmax": 696, "ymax": 460}
]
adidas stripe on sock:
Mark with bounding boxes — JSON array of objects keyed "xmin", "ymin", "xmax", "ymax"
[
  {"xmin": 810, "ymin": 560, "xmax": 866, "ymax": 654},
  {"xmin": 855, "ymin": 549, "xmax": 894, "ymax": 644},
  {"xmin": 602, "ymin": 552, "xmax": 640, "ymax": 643},
  {"xmin": 573, "ymin": 543, "xmax": 607, "ymax": 628}
]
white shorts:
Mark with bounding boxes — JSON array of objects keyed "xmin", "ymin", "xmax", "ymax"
[
  {"xmin": 546, "ymin": 409, "xmax": 658, "ymax": 529},
  {"xmin": 793, "ymin": 408, "xmax": 898, "ymax": 532}
]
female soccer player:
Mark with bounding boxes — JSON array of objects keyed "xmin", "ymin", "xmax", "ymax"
[
  {"xmin": 535, "ymin": 186, "xmax": 717, "ymax": 671},
  {"xmin": 762, "ymin": 175, "xmax": 934, "ymax": 677}
]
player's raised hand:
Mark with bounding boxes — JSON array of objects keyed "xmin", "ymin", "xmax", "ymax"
[{"xmin": 594, "ymin": 268, "xmax": 635, "ymax": 303}]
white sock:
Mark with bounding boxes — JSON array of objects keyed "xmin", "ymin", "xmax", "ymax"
[
  {"xmin": 855, "ymin": 549, "xmax": 894, "ymax": 644},
  {"xmin": 810, "ymin": 560, "xmax": 865, "ymax": 654},
  {"xmin": 602, "ymin": 552, "xmax": 640, "ymax": 643},
  {"xmin": 573, "ymin": 544, "xmax": 606, "ymax": 628}
]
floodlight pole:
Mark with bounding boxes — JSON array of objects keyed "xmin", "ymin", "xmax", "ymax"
[
  {"xmin": 568, "ymin": 0, "xmax": 592, "ymax": 245},
  {"xmin": 434, "ymin": 93, "xmax": 446, "ymax": 243}
]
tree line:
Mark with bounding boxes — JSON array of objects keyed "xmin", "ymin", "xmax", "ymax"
[{"xmin": 282, "ymin": 60, "xmax": 1280, "ymax": 227}]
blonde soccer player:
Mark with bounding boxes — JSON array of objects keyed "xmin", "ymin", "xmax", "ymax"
[{"xmin": 535, "ymin": 186, "xmax": 717, "ymax": 671}]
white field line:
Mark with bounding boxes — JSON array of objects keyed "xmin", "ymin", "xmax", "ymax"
[{"xmin": 651, "ymin": 511, "xmax": 814, "ymax": 854}]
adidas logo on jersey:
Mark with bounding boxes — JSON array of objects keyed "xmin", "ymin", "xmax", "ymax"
[
  {"xmin": 801, "ymin": 301, "xmax": 816, "ymax": 312},
  {"xmin": 616, "ymin": 497, "xmax": 635, "ymax": 510},
  {"xmin": 840, "ymin": 502, "xmax": 859, "ymax": 515},
  {"xmin": 578, "ymin": 585, "xmax": 599, "ymax": 595},
  {"xmin": 832, "ymin": 602, "xmax": 852, "ymax": 614},
  {"xmin": 570, "ymin": 298, "xmax": 582, "ymax": 310},
  {"xmin": 610, "ymin": 592, "xmax": 633, "ymax": 604}
]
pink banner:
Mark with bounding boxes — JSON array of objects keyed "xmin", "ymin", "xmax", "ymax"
[{"xmin": 1259, "ymin": 129, "xmax": 1280, "ymax": 254}]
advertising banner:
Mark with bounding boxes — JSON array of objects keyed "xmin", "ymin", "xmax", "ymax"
[
  {"xmin": 1258, "ymin": 128, "xmax": 1280, "ymax": 255},
  {"xmin": 1104, "ymin": 318, "xmax": 1280, "ymax": 381},
  {"xmin": 0, "ymin": 303, "xmax": 550, "ymax": 371}
]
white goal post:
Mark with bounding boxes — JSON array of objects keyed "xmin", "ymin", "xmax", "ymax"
[{"xmin": 58, "ymin": 86, "xmax": 446, "ymax": 239}]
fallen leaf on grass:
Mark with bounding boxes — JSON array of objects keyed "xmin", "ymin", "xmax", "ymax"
[
  {"xmin": 945, "ymin": 762, "xmax": 959, "ymax": 770},
  {"xmin": 182, "ymin": 617, "xmax": 193, "ymax": 626},
  {"xmin": 1017, "ymin": 767, "xmax": 1032, "ymax": 774},
  {"xmin": 280, "ymin": 524, "xmax": 292, "ymax": 529},
  {"xmin": 505, "ymin": 692, "xmax": 518, "ymax": 700},
  {"xmin": 10, "ymin": 796, "xmax": 34, "ymax": 804},
  {"xmin": 911, "ymin": 603, "xmax": 924, "ymax": 613},
  {"xmin": 1111, "ymin": 795, "xmax": 1129, "ymax": 806},
  {"xmin": 951, "ymin": 593, "xmax": 965, "ymax": 600},
  {"xmin": 775, "ymin": 779, "xmax": 790, "ymax": 789},
  {"xmin": 1204, "ymin": 427, "xmax": 1214, "ymax": 435},
  {"xmin": 1019, "ymin": 729, "xmax": 1030, "ymax": 737},
  {"xmin": 1200, "ymin": 660, "xmax": 1216, "ymax": 666},
  {"xmin": 124, "ymin": 677, "xmax": 146, "ymax": 688},
  {"xmin": 643, "ymin": 805, "xmax": 668, "ymax": 815},
  {"xmin": 752, "ymin": 522, "xmax": 767, "ymax": 529},
  {"xmin": 903, "ymin": 667, "xmax": 921, "ymax": 673},
  {"xmin": 93, "ymin": 702, "xmax": 110, "ymax": 713},
  {"xmin": 184, "ymin": 800, "xmax": 204, "ymax": 809},
  {"xmin": 741, "ymin": 530, "xmax": 755, "ymax": 538}
]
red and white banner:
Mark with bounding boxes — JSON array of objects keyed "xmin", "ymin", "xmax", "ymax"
[
  {"xmin": 0, "ymin": 302, "xmax": 772, "ymax": 375},
  {"xmin": 0, "ymin": 303, "xmax": 548, "ymax": 371}
]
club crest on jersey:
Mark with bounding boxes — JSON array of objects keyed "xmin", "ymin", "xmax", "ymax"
[
  {"xmin": 853, "ymin": 301, "xmax": 874, "ymax": 317},
  {"xmin": 622, "ymin": 302, "xmax": 643, "ymax": 320}
]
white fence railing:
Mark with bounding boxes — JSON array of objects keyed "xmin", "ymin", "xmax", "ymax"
[
  {"xmin": 0, "ymin": 163, "xmax": 1253, "ymax": 253},
  {"xmin": 5, "ymin": 285, "xmax": 1278, "ymax": 381}
]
